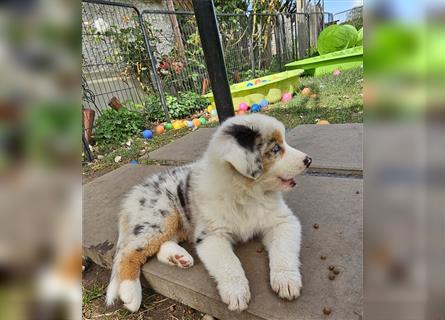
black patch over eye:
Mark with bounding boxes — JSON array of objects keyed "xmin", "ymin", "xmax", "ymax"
[
  {"xmin": 224, "ymin": 124, "xmax": 260, "ymax": 152},
  {"xmin": 271, "ymin": 144, "xmax": 281, "ymax": 154}
]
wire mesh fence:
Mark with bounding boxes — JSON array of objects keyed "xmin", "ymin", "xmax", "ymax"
[
  {"xmin": 82, "ymin": 1, "xmax": 150, "ymax": 112},
  {"xmin": 333, "ymin": 6, "xmax": 363, "ymax": 29},
  {"xmin": 81, "ymin": 0, "xmax": 334, "ymax": 155}
]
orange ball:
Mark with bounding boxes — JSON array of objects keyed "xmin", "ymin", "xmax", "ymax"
[
  {"xmin": 238, "ymin": 110, "xmax": 246, "ymax": 115},
  {"xmin": 302, "ymin": 87, "xmax": 311, "ymax": 96},
  {"xmin": 192, "ymin": 118, "xmax": 201, "ymax": 127},
  {"xmin": 155, "ymin": 125, "xmax": 165, "ymax": 134},
  {"xmin": 317, "ymin": 120, "xmax": 330, "ymax": 125}
]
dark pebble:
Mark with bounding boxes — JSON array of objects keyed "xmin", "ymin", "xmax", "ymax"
[
  {"xmin": 328, "ymin": 274, "xmax": 336, "ymax": 280},
  {"xmin": 356, "ymin": 190, "xmax": 360, "ymax": 194},
  {"xmin": 320, "ymin": 255, "xmax": 327, "ymax": 260},
  {"xmin": 323, "ymin": 307, "xmax": 332, "ymax": 315},
  {"xmin": 333, "ymin": 269, "xmax": 340, "ymax": 275},
  {"xmin": 313, "ymin": 223, "xmax": 319, "ymax": 229},
  {"xmin": 328, "ymin": 265, "xmax": 335, "ymax": 271}
]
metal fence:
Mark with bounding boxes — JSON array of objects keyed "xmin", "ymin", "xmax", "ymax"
[
  {"xmin": 333, "ymin": 6, "xmax": 363, "ymax": 29},
  {"xmin": 81, "ymin": 0, "xmax": 333, "ymax": 119}
]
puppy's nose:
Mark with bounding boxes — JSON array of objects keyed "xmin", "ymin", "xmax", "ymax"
[{"xmin": 303, "ymin": 156, "xmax": 312, "ymax": 168}]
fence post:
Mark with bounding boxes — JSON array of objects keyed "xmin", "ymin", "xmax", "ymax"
[
  {"xmin": 192, "ymin": 0, "xmax": 234, "ymax": 123},
  {"xmin": 274, "ymin": 14, "xmax": 282, "ymax": 69},
  {"xmin": 138, "ymin": 11, "xmax": 171, "ymax": 122},
  {"xmin": 306, "ymin": 13, "xmax": 311, "ymax": 58},
  {"xmin": 249, "ymin": 14, "xmax": 256, "ymax": 78}
]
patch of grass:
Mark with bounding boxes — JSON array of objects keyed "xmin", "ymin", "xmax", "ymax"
[
  {"xmin": 264, "ymin": 67, "xmax": 363, "ymax": 127},
  {"xmin": 83, "ymin": 124, "xmax": 221, "ymax": 182},
  {"xmin": 82, "ymin": 284, "xmax": 105, "ymax": 306}
]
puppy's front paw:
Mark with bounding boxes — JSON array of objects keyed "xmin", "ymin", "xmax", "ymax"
[
  {"xmin": 270, "ymin": 270, "xmax": 302, "ymax": 300},
  {"xmin": 218, "ymin": 278, "xmax": 251, "ymax": 312},
  {"xmin": 119, "ymin": 279, "xmax": 142, "ymax": 312}
]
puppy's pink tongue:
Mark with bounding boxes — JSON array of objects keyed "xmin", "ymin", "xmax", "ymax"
[{"xmin": 281, "ymin": 178, "xmax": 296, "ymax": 187}]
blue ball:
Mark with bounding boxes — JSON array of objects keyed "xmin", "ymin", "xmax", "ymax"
[
  {"xmin": 142, "ymin": 129, "xmax": 153, "ymax": 139},
  {"xmin": 246, "ymin": 82, "xmax": 254, "ymax": 87},
  {"xmin": 262, "ymin": 79, "xmax": 268, "ymax": 83},
  {"xmin": 260, "ymin": 99, "xmax": 269, "ymax": 108},
  {"xmin": 130, "ymin": 160, "xmax": 138, "ymax": 165},
  {"xmin": 251, "ymin": 104, "xmax": 261, "ymax": 113},
  {"xmin": 187, "ymin": 120, "xmax": 194, "ymax": 128}
]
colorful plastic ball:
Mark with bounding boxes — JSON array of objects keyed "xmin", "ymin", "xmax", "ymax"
[
  {"xmin": 187, "ymin": 120, "xmax": 194, "ymax": 128},
  {"xmin": 317, "ymin": 120, "xmax": 330, "ymax": 125},
  {"xmin": 130, "ymin": 160, "xmax": 138, "ymax": 165},
  {"xmin": 199, "ymin": 117, "xmax": 206, "ymax": 125},
  {"xmin": 262, "ymin": 79, "xmax": 268, "ymax": 83},
  {"xmin": 155, "ymin": 125, "xmax": 165, "ymax": 135},
  {"xmin": 165, "ymin": 123, "xmax": 173, "ymax": 130},
  {"xmin": 239, "ymin": 103, "xmax": 249, "ymax": 111},
  {"xmin": 301, "ymin": 87, "xmax": 311, "ymax": 96},
  {"xmin": 238, "ymin": 110, "xmax": 246, "ymax": 115},
  {"xmin": 246, "ymin": 82, "xmax": 254, "ymax": 87},
  {"xmin": 254, "ymin": 79, "xmax": 262, "ymax": 85},
  {"xmin": 192, "ymin": 118, "xmax": 201, "ymax": 127},
  {"xmin": 251, "ymin": 104, "xmax": 261, "ymax": 113},
  {"xmin": 142, "ymin": 129, "xmax": 153, "ymax": 139},
  {"xmin": 182, "ymin": 120, "xmax": 189, "ymax": 128},
  {"xmin": 281, "ymin": 93, "xmax": 293, "ymax": 103},
  {"xmin": 172, "ymin": 122, "xmax": 182, "ymax": 130},
  {"xmin": 333, "ymin": 69, "xmax": 341, "ymax": 76},
  {"xmin": 211, "ymin": 109, "xmax": 218, "ymax": 117},
  {"xmin": 207, "ymin": 105, "xmax": 214, "ymax": 113},
  {"xmin": 260, "ymin": 99, "xmax": 269, "ymax": 108}
]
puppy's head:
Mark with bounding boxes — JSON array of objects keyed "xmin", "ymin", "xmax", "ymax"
[{"xmin": 211, "ymin": 114, "xmax": 311, "ymax": 191}]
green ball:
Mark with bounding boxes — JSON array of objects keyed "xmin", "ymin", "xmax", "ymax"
[
  {"xmin": 165, "ymin": 123, "xmax": 173, "ymax": 130},
  {"xmin": 199, "ymin": 117, "xmax": 206, "ymax": 125}
]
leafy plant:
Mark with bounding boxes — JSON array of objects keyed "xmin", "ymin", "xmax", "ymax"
[
  {"xmin": 94, "ymin": 108, "xmax": 144, "ymax": 146},
  {"xmin": 143, "ymin": 92, "xmax": 209, "ymax": 122}
]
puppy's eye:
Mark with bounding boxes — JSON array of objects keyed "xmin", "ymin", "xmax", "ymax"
[{"xmin": 271, "ymin": 144, "xmax": 281, "ymax": 154}]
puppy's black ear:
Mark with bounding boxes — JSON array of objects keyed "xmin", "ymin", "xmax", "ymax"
[{"xmin": 223, "ymin": 124, "xmax": 263, "ymax": 179}]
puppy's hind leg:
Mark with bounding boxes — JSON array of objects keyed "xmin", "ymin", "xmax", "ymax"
[
  {"xmin": 157, "ymin": 240, "xmax": 194, "ymax": 268},
  {"xmin": 107, "ymin": 212, "xmax": 183, "ymax": 312}
]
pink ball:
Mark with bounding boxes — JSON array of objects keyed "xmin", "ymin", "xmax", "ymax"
[
  {"xmin": 281, "ymin": 93, "xmax": 293, "ymax": 103},
  {"xmin": 333, "ymin": 69, "xmax": 341, "ymax": 76},
  {"xmin": 239, "ymin": 103, "xmax": 249, "ymax": 111}
]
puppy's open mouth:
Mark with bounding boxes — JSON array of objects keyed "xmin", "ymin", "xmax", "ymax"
[{"xmin": 279, "ymin": 177, "xmax": 296, "ymax": 188}]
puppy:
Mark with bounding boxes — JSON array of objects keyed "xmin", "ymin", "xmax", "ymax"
[{"xmin": 106, "ymin": 114, "xmax": 312, "ymax": 312}]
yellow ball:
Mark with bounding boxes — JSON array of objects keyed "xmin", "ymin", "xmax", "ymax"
[
  {"xmin": 173, "ymin": 121, "xmax": 182, "ymax": 129},
  {"xmin": 317, "ymin": 120, "xmax": 330, "ymax": 125},
  {"xmin": 207, "ymin": 105, "xmax": 214, "ymax": 113},
  {"xmin": 182, "ymin": 120, "xmax": 189, "ymax": 128}
]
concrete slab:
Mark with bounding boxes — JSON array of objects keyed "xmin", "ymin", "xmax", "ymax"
[
  {"xmin": 148, "ymin": 124, "xmax": 363, "ymax": 173},
  {"xmin": 149, "ymin": 128, "xmax": 216, "ymax": 164},
  {"xmin": 83, "ymin": 165, "xmax": 362, "ymax": 319},
  {"xmin": 286, "ymin": 124, "xmax": 363, "ymax": 172},
  {"xmin": 142, "ymin": 175, "xmax": 363, "ymax": 320},
  {"xmin": 82, "ymin": 164, "xmax": 166, "ymax": 268}
]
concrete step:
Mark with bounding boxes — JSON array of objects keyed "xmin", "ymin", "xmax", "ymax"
[
  {"xmin": 83, "ymin": 164, "xmax": 362, "ymax": 320},
  {"xmin": 148, "ymin": 124, "xmax": 363, "ymax": 173}
]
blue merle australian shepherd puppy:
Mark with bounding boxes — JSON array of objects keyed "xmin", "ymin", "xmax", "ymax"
[{"xmin": 106, "ymin": 114, "xmax": 312, "ymax": 312}]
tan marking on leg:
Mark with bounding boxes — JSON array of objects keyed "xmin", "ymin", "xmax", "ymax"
[{"xmin": 118, "ymin": 212, "xmax": 182, "ymax": 281}]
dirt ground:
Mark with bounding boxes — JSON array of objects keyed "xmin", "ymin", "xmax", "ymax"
[{"xmin": 82, "ymin": 262, "xmax": 205, "ymax": 320}]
